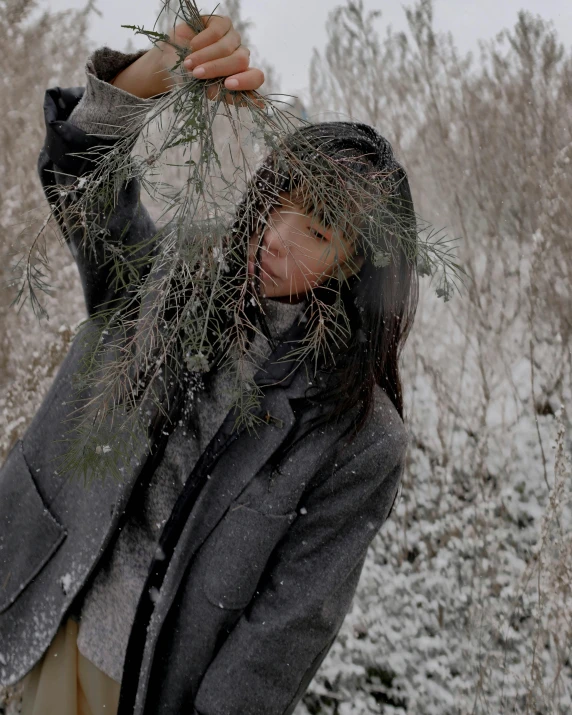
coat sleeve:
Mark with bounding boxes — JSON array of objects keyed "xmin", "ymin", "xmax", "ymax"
[
  {"xmin": 193, "ymin": 425, "xmax": 408, "ymax": 715},
  {"xmin": 37, "ymin": 50, "xmax": 160, "ymax": 319}
]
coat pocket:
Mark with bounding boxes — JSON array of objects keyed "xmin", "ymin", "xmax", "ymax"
[
  {"xmin": 203, "ymin": 504, "xmax": 296, "ymax": 610},
  {"xmin": 0, "ymin": 440, "xmax": 67, "ymax": 614}
]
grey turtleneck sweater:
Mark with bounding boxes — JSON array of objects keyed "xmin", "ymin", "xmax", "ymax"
[{"xmin": 65, "ymin": 49, "xmax": 306, "ymax": 683}]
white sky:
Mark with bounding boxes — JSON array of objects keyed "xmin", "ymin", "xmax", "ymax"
[{"xmin": 42, "ymin": 0, "xmax": 572, "ymax": 99}]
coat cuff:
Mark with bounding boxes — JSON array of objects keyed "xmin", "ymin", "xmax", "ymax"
[{"xmin": 68, "ymin": 47, "xmax": 158, "ymax": 138}]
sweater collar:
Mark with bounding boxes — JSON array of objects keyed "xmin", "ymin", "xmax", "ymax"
[
  {"xmin": 253, "ymin": 310, "xmax": 311, "ymax": 395},
  {"xmin": 259, "ymin": 296, "xmax": 307, "ymax": 341}
]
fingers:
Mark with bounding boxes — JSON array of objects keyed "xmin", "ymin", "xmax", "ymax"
[
  {"xmin": 170, "ymin": 22, "xmax": 197, "ymax": 46},
  {"xmin": 223, "ymin": 68, "xmax": 265, "ymax": 92},
  {"xmin": 184, "ymin": 28, "xmax": 242, "ymax": 69},
  {"xmin": 204, "ymin": 65, "xmax": 266, "ymax": 108},
  {"xmin": 187, "ymin": 46, "xmax": 251, "ymax": 80},
  {"xmin": 171, "ymin": 14, "xmax": 265, "ymax": 107},
  {"xmin": 189, "ymin": 14, "xmax": 233, "ymax": 52}
]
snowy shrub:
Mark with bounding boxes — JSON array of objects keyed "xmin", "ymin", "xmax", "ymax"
[
  {"xmin": 0, "ymin": 0, "xmax": 95, "ymax": 461},
  {"xmin": 297, "ymin": 1, "xmax": 572, "ymax": 713}
]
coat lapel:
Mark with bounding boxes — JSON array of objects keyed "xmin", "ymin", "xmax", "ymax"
[
  {"xmin": 120, "ymin": 318, "xmax": 313, "ymax": 715},
  {"xmin": 171, "ymin": 317, "xmax": 312, "ymax": 559}
]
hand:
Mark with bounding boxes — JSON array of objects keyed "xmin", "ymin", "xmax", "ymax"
[
  {"xmin": 112, "ymin": 15, "xmax": 265, "ymax": 107},
  {"xmin": 172, "ymin": 16, "xmax": 265, "ymax": 106}
]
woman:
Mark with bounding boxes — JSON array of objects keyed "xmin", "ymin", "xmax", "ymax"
[{"xmin": 0, "ymin": 14, "xmax": 417, "ymax": 715}]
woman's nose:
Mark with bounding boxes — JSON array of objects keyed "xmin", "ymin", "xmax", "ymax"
[{"xmin": 262, "ymin": 223, "xmax": 286, "ymax": 258}]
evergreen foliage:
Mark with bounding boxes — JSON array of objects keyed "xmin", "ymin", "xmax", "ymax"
[{"xmin": 7, "ymin": 0, "xmax": 460, "ymax": 485}]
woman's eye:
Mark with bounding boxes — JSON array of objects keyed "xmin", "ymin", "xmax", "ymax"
[{"xmin": 309, "ymin": 228, "xmax": 328, "ymax": 242}]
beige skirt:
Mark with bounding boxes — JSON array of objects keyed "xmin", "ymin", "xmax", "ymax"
[{"xmin": 20, "ymin": 617, "xmax": 121, "ymax": 715}]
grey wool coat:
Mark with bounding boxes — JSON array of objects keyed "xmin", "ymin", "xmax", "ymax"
[{"xmin": 0, "ymin": 82, "xmax": 409, "ymax": 714}]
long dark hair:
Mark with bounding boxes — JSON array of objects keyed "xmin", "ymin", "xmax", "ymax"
[
  {"xmin": 213, "ymin": 121, "xmax": 419, "ymax": 430},
  {"xmin": 311, "ymin": 159, "xmax": 418, "ymax": 430}
]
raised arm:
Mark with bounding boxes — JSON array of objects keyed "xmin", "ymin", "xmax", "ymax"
[
  {"xmin": 38, "ymin": 49, "xmax": 163, "ymax": 319},
  {"xmin": 38, "ymin": 15, "xmax": 265, "ymax": 319}
]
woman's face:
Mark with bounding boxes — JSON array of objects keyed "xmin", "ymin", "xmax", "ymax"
[{"xmin": 247, "ymin": 191, "xmax": 363, "ymax": 300}]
